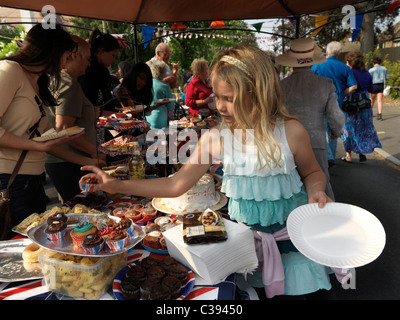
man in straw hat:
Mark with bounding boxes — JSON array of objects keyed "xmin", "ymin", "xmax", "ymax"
[
  {"xmin": 311, "ymin": 41, "xmax": 357, "ymax": 167},
  {"xmin": 276, "ymin": 38, "xmax": 345, "ymax": 200}
]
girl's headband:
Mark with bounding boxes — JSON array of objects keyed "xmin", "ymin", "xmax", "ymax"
[{"xmin": 220, "ymin": 55, "xmax": 251, "ymax": 77}]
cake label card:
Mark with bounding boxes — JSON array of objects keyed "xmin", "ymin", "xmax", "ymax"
[
  {"xmin": 186, "ymin": 225, "xmax": 206, "ymax": 238},
  {"xmin": 182, "ymin": 210, "xmax": 228, "ymax": 244}
]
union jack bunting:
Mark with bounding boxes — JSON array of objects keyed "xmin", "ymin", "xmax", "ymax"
[
  {"xmin": 15, "ymin": 39, "xmax": 23, "ymax": 49},
  {"xmin": 112, "ymin": 34, "xmax": 130, "ymax": 49},
  {"xmin": 297, "ymin": 57, "xmax": 313, "ymax": 64}
]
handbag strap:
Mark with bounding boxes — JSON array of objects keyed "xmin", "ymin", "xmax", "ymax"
[{"xmin": 6, "ymin": 96, "xmax": 45, "ymax": 189}]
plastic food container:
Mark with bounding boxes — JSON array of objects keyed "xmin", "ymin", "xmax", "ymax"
[{"xmin": 38, "ymin": 250, "xmax": 127, "ymax": 300}]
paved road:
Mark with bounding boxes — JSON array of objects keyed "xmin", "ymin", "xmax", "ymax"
[{"xmin": 329, "ymin": 105, "xmax": 400, "ymax": 300}]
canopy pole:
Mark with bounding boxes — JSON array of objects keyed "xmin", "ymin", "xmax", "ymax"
[
  {"xmin": 133, "ymin": 24, "xmax": 139, "ymax": 63},
  {"xmin": 295, "ymin": 16, "xmax": 300, "ymax": 38}
]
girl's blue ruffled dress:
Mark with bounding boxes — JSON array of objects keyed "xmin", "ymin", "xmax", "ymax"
[{"xmin": 220, "ymin": 120, "xmax": 332, "ymax": 296}]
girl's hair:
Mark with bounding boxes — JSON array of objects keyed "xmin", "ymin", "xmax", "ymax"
[
  {"xmin": 2, "ymin": 23, "xmax": 76, "ymax": 106},
  {"xmin": 191, "ymin": 58, "xmax": 208, "ymax": 75},
  {"xmin": 122, "ymin": 62, "xmax": 153, "ymax": 105},
  {"xmin": 89, "ymin": 28, "xmax": 120, "ymax": 54},
  {"xmin": 211, "ymin": 44, "xmax": 295, "ymax": 168},
  {"xmin": 346, "ymin": 51, "xmax": 365, "ymax": 71}
]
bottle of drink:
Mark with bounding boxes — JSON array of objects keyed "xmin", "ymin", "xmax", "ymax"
[{"xmin": 128, "ymin": 141, "xmax": 145, "ymax": 180}]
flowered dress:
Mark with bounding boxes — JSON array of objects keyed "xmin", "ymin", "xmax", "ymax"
[
  {"xmin": 341, "ymin": 69, "xmax": 382, "ymax": 154},
  {"xmin": 220, "ymin": 120, "xmax": 332, "ymax": 297}
]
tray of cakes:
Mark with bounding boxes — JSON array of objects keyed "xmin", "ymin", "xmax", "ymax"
[
  {"xmin": 113, "ymin": 256, "xmax": 195, "ymax": 300},
  {"xmin": 26, "ymin": 213, "xmax": 145, "ymax": 257}
]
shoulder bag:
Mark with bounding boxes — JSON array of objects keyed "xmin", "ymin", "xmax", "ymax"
[{"xmin": 342, "ymin": 71, "xmax": 372, "ymax": 113}]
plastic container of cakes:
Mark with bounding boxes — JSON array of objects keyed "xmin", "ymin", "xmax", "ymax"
[
  {"xmin": 27, "ymin": 213, "xmax": 145, "ymax": 257},
  {"xmin": 39, "ymin": 250, "xmax": 127, "ymax": 300}
]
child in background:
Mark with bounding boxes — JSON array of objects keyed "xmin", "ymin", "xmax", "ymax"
[{"xmin": 82, "ymin": 45, "xmax": 336, "ymax": 299}]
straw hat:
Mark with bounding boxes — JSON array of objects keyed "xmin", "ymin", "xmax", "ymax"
[{"xmin": 275, "ymin": 38, "xmax": 326, "ymax": 67}]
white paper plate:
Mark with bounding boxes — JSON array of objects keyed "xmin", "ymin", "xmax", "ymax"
[
  {"xmin": 154, "ymin": 98, "xmax": 175, "ymax": 104},
  {"xmin": 32, "ymin": 127, "xmax": 84, "ymax": 142},
  {"xmin": 287, "ymin": 203, "xmax": 386, "ymax": 268}
]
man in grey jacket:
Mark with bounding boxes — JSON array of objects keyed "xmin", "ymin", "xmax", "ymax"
[{"xmin": 276, "ymin": 39, "xmax": 345, "ymax": 200}]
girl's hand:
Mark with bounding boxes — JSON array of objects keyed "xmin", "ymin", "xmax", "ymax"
[
  {"xmin": 308, "ymin": 191, "xmax": 333, "ymax": 208},
  {"xmin": 80, "ymin": 165, "xmax": 119, "ymax": 194}
]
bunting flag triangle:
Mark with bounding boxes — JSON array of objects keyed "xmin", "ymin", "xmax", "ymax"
[
  {"xmin": 351, "ymin": 11, "xmax": 365, "ymax": 42},
  {"xmin": 112, "ymin": 34, "xmax": 130, "ymax": 49},
  {"xmin": 141, "ymin": 25, "xmax": 156, "ymax": 48},
  {"xmin": 310, "ymin": 15, "xmax": 329, "ymax": 37},
  {"xmin": 385, "ymin": 0, "xmax": 400, "ymax": 16},
  {"xmin": 288, "ymin": 16, "xmax": 297, "ymax": 27},
  {"xmin": 251, "ymin": 22, "xmax": 264, "ymax": 33}
]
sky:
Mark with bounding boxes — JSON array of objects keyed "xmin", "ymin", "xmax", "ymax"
[{"xmin": 245, "ymin": 19, "xmax": 278, "ymax": 50}]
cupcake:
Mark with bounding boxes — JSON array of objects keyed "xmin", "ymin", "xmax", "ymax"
[
  {"xmin": 141, "ymin": 205, "xmax": 158, "ymax": 219},
  {"xmin": 79, "ymin": 176, "xmax": 98, "ymax": 192},
  {"xmin": 143, "ymin": 222, "xmax": 160, "ymax": 234},
  {"xmin": 113, "ymin": 216, "xmax": 135, "ymax": 238},
  {"xmin": 140, "ymin": 278, "xmax": 159, "ymax": 300},
  {"xmin": 149, "ymin": 284, "xmax": 171, "ymax": 300},
  {"xmin": 70, "ymin": 220, "xmax": 97, "ymax": 247},
  {"xmin": 162, "ymin": 276, "xmax": 182, "ymax": 299},
  {"xmin": 45, "ymin": 220, "xmax": 67, "ymax": 241},
  {"xmin": 81, "ymin": 233, "xmax": 104, "ymax": 254},
  {"xmin": 125, "ymin": 209, "xmax": 143, "ymax": 223},
  {"xmin": 143, "ymin": 231, "xmax": 162, "ymax": 249},
  {"xmin": 167, "ymin": 263, "xmax": 188, "ymax": 285},
  {"xmin": 155, "ymin": 216, "xmax": 172, "ymax": 227},
  {"xmin": 103, "ymin": 230, "xmax": 128, "ymax": 250},
  {"xmin": 146, "ymin": 265, "xmax": 166, "ymax": 282},
  {"xmin": 126, "ymin": 265, "xmax": 147, "ymax": 283},
  {"xmin": 160, "ymin": 256, "xmax": 178, "ymax": 271},
  {"xmin": 47, "ymin": 212, "xmax": 68, "ymax": 225},
  {"xmin": 140, "ymin": 256, "xmax": 160, "ymax": 270},
  {"xmin": 120, "ymin": 276, "xmax": 140, "ymax": 300},
  {"xmin": 131, "ymin": 203, "xmax": 144, "ymax": 211},
  {"xmin": 113, "ymin": 207, "xmax": 128, "ymax": 218}
]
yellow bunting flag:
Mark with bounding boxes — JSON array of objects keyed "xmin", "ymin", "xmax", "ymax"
[{"xmin": 311, "ymin": 16, "xmax": 329, "ymax": 37}]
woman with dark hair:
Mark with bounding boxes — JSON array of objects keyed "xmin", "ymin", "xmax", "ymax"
[
  {"xmin": 340, "ymin": 51, "xmax": 381, "ymax": 163},
  {"xmin": 369, "ymin": 57, "xmax": 389, "ymax": 120},
  {"xmin": 0, "ymin": 24, "xmax": 98, "ymax": 238},
  {"xmin": 113, "ymin": 62, "xmax": 168, "ymax": 119},
  {"xmin": 79, "ymin": 28, "xmax": 120, "ymax": 116},
  {"xmin": 113, "ymin": 62, "xmax": 153, "ymax": 109}
]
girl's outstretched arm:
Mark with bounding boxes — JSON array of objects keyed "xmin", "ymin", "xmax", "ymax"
[
  {"xmin": 81, "ymin": 128, "xmax": 221, "ymax": 198},
  {"xmin": 285, "ymin": 119, "xmax": 333, "ymax": 208}
]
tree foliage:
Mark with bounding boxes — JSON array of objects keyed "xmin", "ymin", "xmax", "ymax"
[
  {"xmin": 69, "ymin": 17, "xmax": 257, "ymax": 85},
  {"xmin": 0, "ymin": 25, "xmax": 26, "ymax": 58}
]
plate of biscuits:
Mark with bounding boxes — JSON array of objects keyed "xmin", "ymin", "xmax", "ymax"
[{"xmin": 33, "ymin": 126, "xmax": 84, "ymax": 142}]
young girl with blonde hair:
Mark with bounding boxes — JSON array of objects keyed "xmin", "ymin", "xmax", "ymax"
[{"xmin": 82, "ymin": 45, "xmax": 337, "ymax": 298}]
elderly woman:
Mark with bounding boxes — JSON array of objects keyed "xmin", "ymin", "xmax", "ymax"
[
  {"xmin": 145, "ymin": 59, "xmax": 175, "ymax": 129},
  {"xmin": 185, "ymin": 58, "xmax": 215, "ymax": 117}
]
